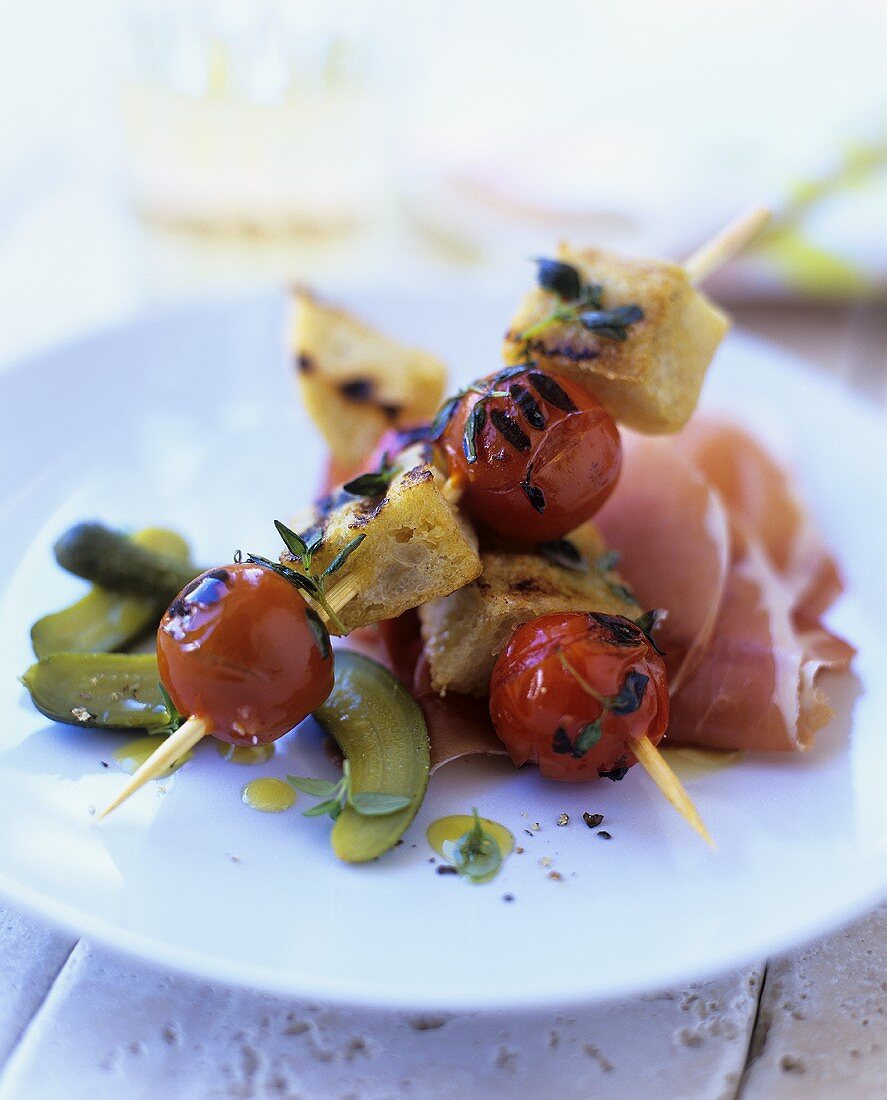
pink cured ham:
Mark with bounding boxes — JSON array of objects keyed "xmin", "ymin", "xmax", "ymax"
[
  {"xmin": 596, "ymin": 419, "xmax": 853, "ymax": 752},
  {"xmin": 595, "ymin": 435, "xmax": 731, "ymax": 693},
  {"xmin": 678, "ymin": 420, "xmax": 844, "ymax": 619}
]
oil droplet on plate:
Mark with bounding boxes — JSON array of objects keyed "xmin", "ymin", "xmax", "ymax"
[
  {"xmin": 661, "ymin": 747, "xmax": 744, "ymax": 782},
  {"xmin": 112, "ymin": 736, "xmax": 194, "ymax": 776},
  {"xmin": 216, "ymin": 742, "xmax": 275, "ymax": 765},
  {"xmin": 242, "ymin": 778, "xmax": 296, "ymax": 813},
  {"xmin": 426, "ymin": 814, "xmax": 515, "ymax": 881}
]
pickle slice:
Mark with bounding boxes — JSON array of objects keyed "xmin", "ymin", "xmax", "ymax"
[
  {"xmin": 313, "ymin": 649, "xmax": 430, "ymax": 862},
  {"xmin": 32, "ymin": 527, "xmax": 193, "ymax": 658},
  {"xmin": 21, "ymin": 653, "xmax": 169, "ymax": 731}
]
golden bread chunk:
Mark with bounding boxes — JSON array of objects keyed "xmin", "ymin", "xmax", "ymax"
[
  {"xmin": 292, "ymin": 289, "xmax": 447, "ymax": 468},
  {"xmin": 287, "ymin": 449, "xmax": 481, "ymax": 634},
  {"xmin": 418, "ymin": 522, "xmax": 640, "ymax": 696},
  {"xmin": 503, "ymin": 244, "xmax": 730, "ymax": 433}
]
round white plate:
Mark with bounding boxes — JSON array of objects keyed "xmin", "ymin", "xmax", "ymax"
[{"xmin": 0, "ymin": 290, "xmax": 885, "ymax": 1010}]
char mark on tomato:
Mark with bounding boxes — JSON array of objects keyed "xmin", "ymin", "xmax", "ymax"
[
  {"xmin": 508, "ymin": 383, "xmax": 547, "ymax": 429},
  {"xmin": 589, "ymin": 612, "xmax": 643, "ymax": 648},
  {"xmin": 490, "ymin": 409, "xmax": 531, "ymax": 452},
  {"xmin": 527, "ymin": 371, "xmax": 577, "ymax": 412}
]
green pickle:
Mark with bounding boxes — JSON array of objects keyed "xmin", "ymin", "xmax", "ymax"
[
  {"xmin": 53, "ymin": 521, "xmax": 198, "ymax": 602},
  {"xmin": 21, "ymin": 653, "xmax": 169, "ymax": 731},
  {"xmin": 32, "ymin": 527, "xmax": 193, "ymax": 658},
  {"xmin": 313, "ymin": 649, "xmax": 430, "ymax": 863}
]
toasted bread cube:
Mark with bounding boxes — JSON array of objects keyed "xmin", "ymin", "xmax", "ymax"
[
  {"xmin": 292, "ymin": 289, "xmax": 447, "ymax": 469},
  {"xmin": 287, "ymin": 453, "xmax": 482, "ymax": 634},
  {"xmin": 503, "ymin": 244, "xmax": 730, "ymax": 434},
  {"xmin": 418, "ymin": 523, "xmax": 640, "ymax": 696}
]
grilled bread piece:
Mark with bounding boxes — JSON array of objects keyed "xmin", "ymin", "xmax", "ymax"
[
  {"xmin": 292, "ymin": 289, "xmax": 447, "ymax": 469},
  {"xmin": 287, "ymin": 448, "xmax": 482, "ymax": 634},
  {"xmin": 503, "ymin": 244, "xmax": 729, "ymax": 434},
  {"xmin": 418, "ymin": 522, "xmax": 640, "ymax": 696}
]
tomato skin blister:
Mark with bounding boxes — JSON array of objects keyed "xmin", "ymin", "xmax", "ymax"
[{"xmin": 489, "ymin": 611, "xmax": 669, "ymax": 782}]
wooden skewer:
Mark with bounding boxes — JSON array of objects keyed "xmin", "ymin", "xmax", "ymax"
[
  {"xmin": 683, "ymin": 205, "xmax": 771, "ymax": 285},
  {"xmin": 631, "ymin": 735, "xmax": 715, "ymax": 848},
  {"xmin": 98, "ymin": 716, "xmax": 210, "ymax": 819}
]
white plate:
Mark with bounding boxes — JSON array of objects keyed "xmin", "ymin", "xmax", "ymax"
[{"xmin": 1, "ymin": 290, "xmax": 885, "ymax": 1011}]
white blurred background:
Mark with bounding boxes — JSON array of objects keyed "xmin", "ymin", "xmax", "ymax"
[{"xmin": 0, "ymin": 0, "xmax": 884, "ymax": 369}]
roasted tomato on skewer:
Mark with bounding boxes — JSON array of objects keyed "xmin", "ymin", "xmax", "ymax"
[
  {"xmin": 157, "ymin": 562, "xmax": 334, "ymax": 746},
  {"xmin": 101, "ymin": 562, "xmax": 335, "ymax": 816},
  {"xmin": 435, "ymin": 366, "xmax": 622, "ymax": 542},
  {"xmin": 489, "ymin": 611, "xmax": 668, "ymax": 782}
]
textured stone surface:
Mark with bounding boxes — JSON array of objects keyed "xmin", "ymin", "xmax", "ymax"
[
  {"xmin": 0, "ymin": 928, "xmax": 760, "ymax": 1099},
  {"xmin": 0, "ymin": 905, "xmax": 76, "ymax": 1066},
  {"xmin": 740, "ymin": 906, "xmax": 887, "ymax": 1099}
]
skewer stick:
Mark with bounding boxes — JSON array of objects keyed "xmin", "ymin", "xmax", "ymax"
[
  {"xmin": 98, "ymin": 716, "xmax": 210, "ymax": 819},
  {"xmin": 683, "ymin": 205, "xmax": 771, "ymax": 285},
  {"xmin": 631, "ymin": 736, "xmax": 715, "ymax": 848}
]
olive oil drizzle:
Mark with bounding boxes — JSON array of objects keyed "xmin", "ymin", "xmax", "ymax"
[
  {"xmin": 112, "ymin": 736, "xmax": 194, "ymax": 776},
  {"xmin": 242, "ymin": 778, "xmax": 296, "ymax": 813}
]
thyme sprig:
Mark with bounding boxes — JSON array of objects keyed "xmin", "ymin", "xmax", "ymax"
[
  {"xmin": 343, "ymin": 453, "xmax": 395, "ymax": 498},
  {"xmin": 445, "ymin": 808, "xmax": 503, "ymax": 882},
  {"xmin": 287, "ymin": 759, "xmax": 412, "ymax": 820},
  {"xmin": 518, "ymin": 258, "xmax": 644, "ymax": 344},
  {"xmin": 429, "ymin": 365, "xmax": 530, "ymax": 450},
  {"xmin": 245, "ymin": 520, "xmax": 365, "ymax": 635}
]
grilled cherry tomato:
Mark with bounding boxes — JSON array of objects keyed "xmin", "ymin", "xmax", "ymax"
[
  {"xmin": 157, "ymin": 563, "xmax": 334, "ymax": 746},
  {"xmin": 437, "ymin": 367, "xmax": 621, "ymax": 543},
  {"xmin": 489, "ymin": 611, "xmax": 668, "ymax": 782}
]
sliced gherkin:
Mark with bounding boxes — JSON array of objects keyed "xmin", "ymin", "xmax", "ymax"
[
  {"xmin": 21, "ymin": 653, "xmax": 169, "ymax": 731},
  {"xmin": 32, "ymin": 527, "xmax": 193, "ymax": 658},
  {"xmin": 312, "ymin": 649, "xmax": 430, "ymax": 862}
]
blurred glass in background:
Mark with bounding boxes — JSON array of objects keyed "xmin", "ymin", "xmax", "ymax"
[{"xmin": 0, "ymin": 0, "xmax": 884, "ymax": 367}]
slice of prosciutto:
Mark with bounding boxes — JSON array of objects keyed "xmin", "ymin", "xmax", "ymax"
[{"xmin": 596, "ymin": 419, "xmax": 853, "ymax": 752}]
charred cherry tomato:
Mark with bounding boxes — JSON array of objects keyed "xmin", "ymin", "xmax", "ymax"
[
  {"xmin": 489, "ymin": 611, "xmax": 668, "ymax": 782},
  {"xmin": 437, "ymin": 367, "xmax": 621, "ymax": 543},
  {"xmin": 157, "ymin": 563, "xmax": 334, "ymax": 746}
]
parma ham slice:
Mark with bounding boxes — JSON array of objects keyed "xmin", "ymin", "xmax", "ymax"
[
  {"xmin": 596, "ymin": 419, "xmax": 853, "ymax": 752},
  {"xmin": 595, "ymin": 435, "xmax": 731, "ymax": 693}
]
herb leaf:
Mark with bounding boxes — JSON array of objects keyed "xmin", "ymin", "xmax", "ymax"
[
  {"xmin": 539, "ymin": 538, "xmax": 586, "ymax": 572},
  {"xmin": 303, "ymin": 797, "xmax": 342, "ymax": 818},
  {"xmin": 610, "ymin": 671, "xmax": 649, "ymax": 715},
  {"xmin": 274, "ymin": 520, "xmax": 308, "ymax": 560},
  {"xmin": 572, "ymin": 719, "xmax": 603, "ymax": 757},
  {"xmin": 635, "ymin": 609, "xmax": 667, "ymax": 656},
  {"xmin": 323, "ymin": 534, "xmax": 366, "ymax": 578},
  {"xmin": 463, "ymin": 401, "xmax": 486, "ymax": 464},
  {"xmin": 350, "ymin": 792, "xmax": 412, "ymax": 816},
  {"xmin": 286, "ymin": 774, "xmax": 339, "ymax": 797},
  {"xmin": 449, "ymin": 808, "xmax": 503, "ymax": 882},
  {"xmin": 343, "ymin": 455, "xmax": 395, "ymax": 498},
  {"xmin": 429, "ymin": 395, "xmax": 461, "ymax": 441},
  {"xmin": 534, "ymin": 257, "xmax": 582, "ymax": 301},
  {"xmin": 157, "ymin": 682, "xmax": 185, "ymax": 734}
]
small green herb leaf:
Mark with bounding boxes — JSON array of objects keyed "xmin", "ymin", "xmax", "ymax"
[
  {"xmin": 463, "ymin": 401, "xmax": 486, "ymax": 465},
  {"xmin": 609, "ymin": 671, "xmax": 649, "ymax": 715},
  {"xmin": 595, "ymin": 549, "xmax": 621, "ymax": 573},
  {"xmin": 539, "ymin": 538, "xmax": 586, "ymax": 572},
  {"xmin": 350, "ymin": 792, "xmax": 413, "ymax": 816},
  {"xmin": 343, "ymin": 455, "xmax": 395, "ymax": 498},
  {"xmin": 303, "ymin": 797, "xmax": 342, "ymax": 818},
  {"xmin": 534, "ymin": 257, "xmax": 582, "ymax": 300},
  {"xmin": 634, "ymin": 609, "xmax": 667, "ymax": 656},
  {"xmin": 572, "ymin": 718, "xmax": 603, "ymax": 758},
  {"xmin": 274, "ymin": 519, "xmax": 308, "ymax": 560},
  {"xmin": 429, "ymin": 395, "xmax": 461, "ymax": 440},
  {"xmin": 287, "ymin": 775, "xmax": 340, "ymax": 797},
  {"xmin": 323, "ymin": 534, "xmax": 366, "ymax": 578},
  {"xmin": 450, "ymin": 808, "xmax": 503, "ymax": 882}
]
